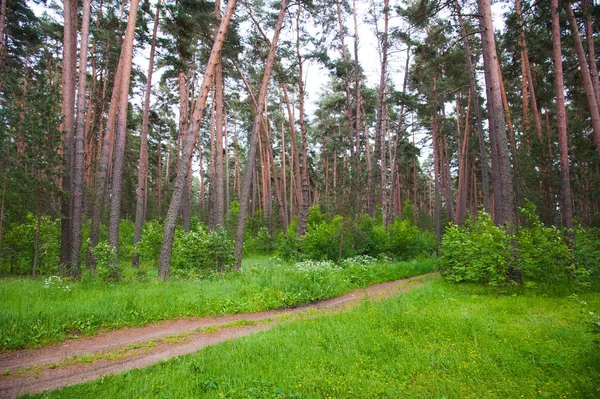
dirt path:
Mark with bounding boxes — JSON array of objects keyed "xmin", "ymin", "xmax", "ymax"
[{"xmin": 0, "ymin": 273, "xmax": 434, "ymax": 398}]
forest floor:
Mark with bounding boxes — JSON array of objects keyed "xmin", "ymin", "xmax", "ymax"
[{"xmin": 0, "ymin": 273, "xmax": 433, "ymax": 398}]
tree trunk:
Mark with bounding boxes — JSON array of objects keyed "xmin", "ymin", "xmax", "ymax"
[
  {"xmin": 583, "ymin": 0, "xmax": 600, "ymax": 110},
  {"xmin": 551, "ymin": 0, "xmax": 574, "ymax": 229},
  {"xmin": 107, "ymin": 0, "xmax": 140, "ymax": 270},
  {"xmin": 158, "ymin": 0, "xmax": 238, "ymax": 279},
  {"xmin": 478, "ymin": 0, "xmax": 515, "ymax": 226},
  {"xmin": 233, "ymin": 0, "xmax": 288, "ymax": 270},
  {"xmin": 456, "ymin": 93, "xmax": 471, "ymax": 224},
  {"xmin": 179, "ymin": 71, "xmax": 191, "ymax": 232},
  {"xmin": 281, "ymin": 83, "xmax": 303, "ymax": 220},
  {"xmin": 454, "ymin": 0, "xmax": 490, "ymax": 213},
  {"xmin": 88, "ymin": 56, "xmax": 124, "ymax": 270},
  {"xmin": 32, "ymin": 188, "xmax": 43, "ymax": 277},
  {"xmin": 0, "ymin": 173, "xmax": 7, "ymax": 252},
  {"xmin": 432, "ymin": 112, "xmax": 441, "ymax": 252},
  {"xmin": 133, "ymin": 0, "xmax": 161, "ymax": 267},
  {"xmin": 565, "ymin": 1, "xmax": 600, "ymax": 158},
  {"xmin": 70, "ymin": 0, "xmax": 92, "ymax": 276},
  {"xmin": 59, "ymin": 0, "xmax": 78, "ymax": 270},
  {"xmin": 295, "ymin": 5, "xmax": 310, "ymax": 237},
  {"xmin": 212, "ymin": 0, "xmax": 225, "ymax": 229}
]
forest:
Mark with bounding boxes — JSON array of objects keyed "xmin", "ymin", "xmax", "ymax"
[{"xmin": 0, "ymin": 0, "xmax": 600, "ymax": 397}]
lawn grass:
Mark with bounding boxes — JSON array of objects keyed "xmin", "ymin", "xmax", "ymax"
[
  {"xmin": 0, "ymin": 256, "xmax": 436, "ymax": 350},
  {"xmin": 23, "ymin": 276, "xmax": 600, "ymax": 399}
]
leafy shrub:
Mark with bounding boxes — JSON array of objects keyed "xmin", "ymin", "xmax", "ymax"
[
  {"xmin": 278, "ymin": 218, "xmax": 299, "ymax": 261},
  {"xmin": 1, "ymin": 214, "xmax": 60, "ymax": 275},
  {"xmin": 439, "ymin": 204, "xmax": 595, "ymax": 287},
  {"xmin": 91, "ymin": 240, "xmax": 120, "ymax": 282},
  {"xmin": 246, "ymin": 227, "xmax": 276, "ymax": 254},
  {"xmin": 172, "ymin": 225, "xmax": 234, "ymax": 273},
  {"xmin": 302, "ymin": 216, "xmax": 354, "ymax": 261},
  {"xmin": 135, "ymin": 220, "xmax": 164, "ymax": 266},
  {"xmin": 574, "ymin": 226, "xmax": 600, "ymax": 280},
  {"xmin": 439, "ymin": 212, "xmax": 512, "ymax": 285},
  {"xmin": 354, "ymin": 215, "xmax": 387, "ymax": 256},
  {"xmin": 517, "ymin": 203, "xmax": 574, "ymax": 284}
]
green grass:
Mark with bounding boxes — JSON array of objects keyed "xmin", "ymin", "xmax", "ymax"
[
  {"xmin": 23, "ymin": 277, "xmax": 600, "ymax": 399},
  {"xmin": 0, "ymin": 256, "xmax": 436, "ymax": 350}
]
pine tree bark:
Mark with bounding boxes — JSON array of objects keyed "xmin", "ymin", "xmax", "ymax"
[
  {"xmin": 133, "ymin": 0, "xmax": 161, "ymax": 267},
  {"xmin": 88, "ymin": 56, "xmax": 124, "ymax": 269},
  {"xmin": 454, "ymin": 0, "xmax": 490, "ymax": 212},
  {"xmin": 211, "ymin": 0, "xmax": 225, "ymax": 229},
  {"xmin": 70, "ymin": 0, "xmax": 92, "ymax": 276},
  {"xmin": 551, "ymin": 0, "xmax": 574, "ymax": 229},
  {"xmin": 107, "ymin": 0, "xmax": 140, "ymax": 266},
  {"xmin": 59, "ymin": 0, "xmax": 78, "ymax": 271},
  {"xmin": 478, "ymin": 0, "xmax": 515, "ymax": 226},
  {"xmin": 158, "ymin": 0, "xmax": 238, "ymax": 279},
  {"xmin": 372, "ymin": 0, "xmax": 389, "ymax": 220},
  {"xmin": 233, "ymin": 0, "xmax": 288, "ymax": 270},
  {"xmin": 583, "ymin": 0, "xmax": 600, "ymax": 110},
  {"xmin": 565, "ymin": 1, "xmax": 600, "ymax": 158},
  {"xmin": 295, "ymin": 5, "xmax": 310, "ymax": 237}
]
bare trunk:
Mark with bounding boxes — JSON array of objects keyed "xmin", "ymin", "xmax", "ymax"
[
  {"xmin": 281, "ymin": 84, "xmax": 303, "ymax": 219},
  {"xmin": 133, "ymin": 0, "xmax": 161, "ymax": 267},
  {"xmin": 479, "ymin": 0, "xmax": 515, "ymax": 226},
  {"xmin": 158, "ymin": 0, "xmax": 238, "ymax": 279},
  {"xmin": 70, "ymin": 0, "xmax": 92, "ymax": 276},
  {"xmin": 565, "ymin": 1, "xmax": 600, "ymax": 158},
  {"xmin": 454, "ymin": 0, "xmax": 490, "ymax": 212},
  {"xmin": 59, "ymin": 0, "xmax": 78, "ymax": 270},
  {"xmin": 296, "ymin": 6, "xmax": 310, "ymax": 237},
  {"xmin": 88, "ymin": 56, "xmax": 124, "ymax": 270},
  {"xmin": 179, "ymin": 71, "xmax": 191, "ymax": 232},
  {"xmin": 107, "ymin": 0, "xmax": 140, "ymax": 270},
  {"xmin": 212, "ymin": 0, "xmax": 225, "ymax": 229},
  {"xmin": 551, "ymin": 0, "xmax": 574, "ymax": 229},
  {"xmin": 583, "ymin": 0, "xmax": 600, "ymax": 110},
  {"xmin": 456, "ymin": 93, "xmax": 471, "ymax": 224},
  {"xmin": 432, "ymin": 112, "xmax": 441, "ymax": 252},
  {"xmin": 233, "ymin": 0, "xmax": 288, "ymax": 270},
  {"xmin": 0, "ymin": 174, "xmax": 5, "ymax": 252}
]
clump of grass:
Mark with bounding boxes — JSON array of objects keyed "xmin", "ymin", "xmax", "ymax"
[
  {"xmin": 22, "ymin": 277, "xmax": 600, "ymax": 399},
  {"xmin": 0, "ymin": 257, "xmax": 436, "ymax": 350}
]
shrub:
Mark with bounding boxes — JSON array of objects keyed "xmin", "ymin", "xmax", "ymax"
[
  {"xmin": 302, "ymin": 216, "xmax": 354, "ymax": 261},
  {"xmin": 574, "ymin": 226, "xmax": 600, "ymax": 280},
  {"xmin": 246, "ymin": 227, "xmax": 276, "ymax": 254},
  {"xmin": 172, "ymin": 225, "xmax": 234, "ymax": 274},
  {"xmin": 1, "ymin": 214, "xmax": 60, "ymax": 275},
  {"xmin": 387, "ymin": 218, "xmax": 435, "ymax": 260},
  {"xmin": 135, "ymin": 220, "xmax": 164, "ymax": 266},
  {"xmin": 439, "ymin": 212, "xmax": 512, "ymax": 285},
  {"xmin": 517, "ymin": 203, "xmax": 573, "ymax": 284}
]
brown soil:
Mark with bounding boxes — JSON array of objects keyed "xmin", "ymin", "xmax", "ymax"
[{"xmin": 0, "ymin": 273, "xmax": 434, "ymax": 398}]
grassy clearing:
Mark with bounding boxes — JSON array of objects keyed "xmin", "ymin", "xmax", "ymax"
[
  {"xmin": 0, "ymin": 256, "xmax": 435, "ymax": 350},
  {"xmin": 23, "ymin": 277, "xmax": 600, "ymax": 399}
]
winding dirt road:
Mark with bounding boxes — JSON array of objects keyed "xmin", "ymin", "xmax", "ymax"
[{"xmin": 0, "ymin": 273, "xmax": 434, "ymax": 398}]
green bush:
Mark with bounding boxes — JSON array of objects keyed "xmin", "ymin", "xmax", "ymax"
[
  {"xmin": 439, "ymin": 212, "xmax": 512, "ymax": 285},
  {"xmin": 517, "ymin": 203, "xmax": 574, "ymax": 284},
  {"xmin": 245, "ymin": 227, "xmax": 276, "ymax": 254},
  {"xmin": 439, "ymin": 204, "xmax": 595, "ymax": 287},
  {"xmin": 135, "ymin": 220, "xmax": 164, "ymax": 266},
  {"xmin": 302, "ymin": 216, "xmax": 354, "ymax": 261},
  {"xmin": 574, "ymin": 226, "xmax": 600, "ymax": 280},
  {"xmin": 172, "ymin": 225, "xmax": 234, "ymax": 273},
  {"xmin": 1, "ymin": 214, "xmax": 60, "ymax": 275}
]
